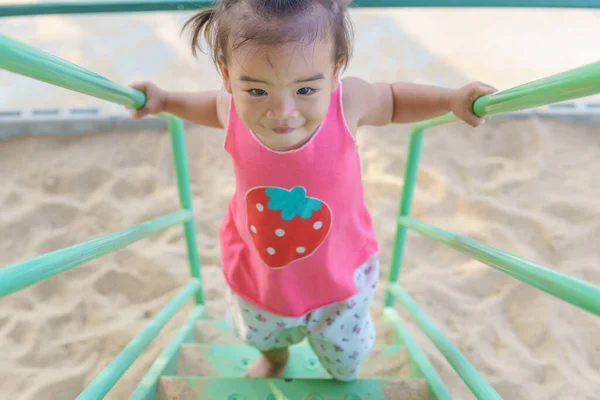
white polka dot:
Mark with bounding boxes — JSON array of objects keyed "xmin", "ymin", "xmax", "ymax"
[
  {"xmin": 267, "ymin": 247, "xmax": 276, "ymax": 255},
  {"xmin": 256, "ymin": 203, "xmax": 264, "ymax": 212},
  {"xmin": 275, "ymin": 229, "xmax": 285, "ymax": 237},
  {"xmin": 296, "ymin": 247, "xmax": 306, "ymax": 254},
  {"xmin": 313, "ymin": 221, "xmax": 323, "ymax": 230},
  {"xmin": 250, "ymin": 225, "xmax": 257, "ymax": 234}
]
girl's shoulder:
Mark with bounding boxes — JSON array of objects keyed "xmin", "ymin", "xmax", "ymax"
[
  {"xmin": 341, "ymin": 76, "xmax": 393, "ymax": 130},
  {"xmin": 340, "ymin": 76, "xmax": 364, "ymax": 134},
  {"xmin": 216, "ymin": 89, "xmax": 232, "ymax": 129}
]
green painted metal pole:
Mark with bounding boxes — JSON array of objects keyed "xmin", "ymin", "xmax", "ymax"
[
  {"xmin": 352, "ymin": 0, "xmax": 600, "ymax": 7},
  {"xmin": 389, "ymin": 284, "xmax": 503, "ymax": 400},
  {"xmin": 1, "ymin": 0, "xmax": 600, "ymax": 17},
  {"xmin": 412, "ymin": 61, "xmax": 600, "ymax": 132},
  {"xmin": 385, "ymin": 128, "xmax": 424, "ymax": 307},
  {"xmin": 0, "ymin": 211, "xmax": 192, "ymax": 299},
  {"xmin": 383, "ymin": 307, "xmax": 452, "ymax": 400},
  {"xmin": 397, "ymin": 216, "xmax": 600, "ymax": 316},
  {"xmin": 0, "ymin": 1, "xmax": 210, "ymax": 17},
  {"xmin": 76, "ymin": 279, "xmax": 202, "ymax": 400},
  {"xmin": 386, "ymin": 59, "xmax": 600, "ymax": 305},
  {"xmin": 0, "ymin": 34, "xmax": 206, "ymax": 303},
  {"xmin": 0, "ymin": 34, "xmax": 145, "ymax": 109},
  {"xmin": 167, "ymin": 116, "xmax": 204, "ymax": 304},
  {"xmin": 130, "ymin": 305, "xmax": 205, "ymax": 400},
  {"xmin": 474, "ymin": 61, "xmax": 600, "ymax": 116}
]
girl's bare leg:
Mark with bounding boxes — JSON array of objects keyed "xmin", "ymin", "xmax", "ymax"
[{"xmin": 243, "ymin": 347, "xmax": 289, "ymax": 378}]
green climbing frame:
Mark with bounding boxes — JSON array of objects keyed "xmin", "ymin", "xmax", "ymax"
[{"xmin": 1, "ymin": 2, "xmax": 600, "ymax": 399}]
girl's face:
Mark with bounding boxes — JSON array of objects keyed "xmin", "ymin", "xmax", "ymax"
[{"xmin": 219, "ymin": 39, "xmax": 342, "ymax": 152}]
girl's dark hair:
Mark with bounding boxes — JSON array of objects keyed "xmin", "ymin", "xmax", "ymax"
[{"xmin": 182, "ymin": 0, "xmax": 354, "ymax": 71}]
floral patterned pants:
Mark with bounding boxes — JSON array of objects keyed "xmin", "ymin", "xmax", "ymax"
[{"xmin": 226, "ymin": 254, "xmax": 380, "ymax": 381}]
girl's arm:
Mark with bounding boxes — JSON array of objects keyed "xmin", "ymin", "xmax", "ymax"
[
  {"xmin": 389, "ymin": 81, "xmax": 497, "ymax": 126},
  {"xmin": 129, "ymin": 81, "xmax": 229, "ymax": 129},
  {"xmin": 342, "ymin": 77, "xmax": 497, "ymax": 128}
]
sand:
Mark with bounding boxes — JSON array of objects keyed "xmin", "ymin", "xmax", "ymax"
[
  {"xmin": 1, "ymin": 118, "xmax": 599, "ymax": 400},
  {"xmin": 1, "ymin": 6, "xmax": 600, "ymax": 400}
]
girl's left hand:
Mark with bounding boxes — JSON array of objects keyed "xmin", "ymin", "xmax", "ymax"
[{"xmin": 450, "ymin": 82, "xmax": 498, "ymax": 127}]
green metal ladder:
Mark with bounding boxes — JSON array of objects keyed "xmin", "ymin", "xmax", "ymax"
[
  {"xmin": 2, "ymin": 2, "xmax": 600, "ymax": 399},
  {"xmin": 132, "ymin": 315, "xmax": 430, "ymax": 399}
]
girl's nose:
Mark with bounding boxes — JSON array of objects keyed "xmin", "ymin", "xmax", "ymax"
[{"xmin": 267, "ymin": 97, "xmax": 299, "ymax": 120}]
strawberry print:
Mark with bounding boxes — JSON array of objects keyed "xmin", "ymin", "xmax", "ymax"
[{"xmin": 245, "ymin": 186, "xmax": 332, "ymax": 268}]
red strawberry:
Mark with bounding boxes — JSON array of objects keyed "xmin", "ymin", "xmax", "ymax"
[{"xmin": 245, "ymin": 186, "xmax": 332, "ymax": 268}]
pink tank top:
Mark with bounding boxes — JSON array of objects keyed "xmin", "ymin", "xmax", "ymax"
[{"xmin": 219, "ymin": 82, "xmax": 379, "ymax": 317}]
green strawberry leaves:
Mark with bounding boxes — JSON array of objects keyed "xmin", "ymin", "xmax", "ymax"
[{"xmin": 265, "ymin": 186, "xmax": 323, "ymax": 221}]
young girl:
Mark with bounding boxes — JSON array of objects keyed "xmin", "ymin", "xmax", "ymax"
[{"xmin": 131, "ymin": 0, "xmax": 496, "ymax": 381}]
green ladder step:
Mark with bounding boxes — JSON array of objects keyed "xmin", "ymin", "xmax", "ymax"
[
  {"xmin": 194, "ymin": 319, "xmax": 397, "ymax": 346},
  {"xmin": 173, "ymin": 343, "xmax": 409, "ymax": 379},
  {"xmin": 158, "ymin": 377, "xmax": 429, "ymax": 400}
]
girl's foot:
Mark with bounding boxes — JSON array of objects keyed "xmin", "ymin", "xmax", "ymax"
[{"xmin": 243, "ymin": 347, "xmax": 289, "ymax": 378}]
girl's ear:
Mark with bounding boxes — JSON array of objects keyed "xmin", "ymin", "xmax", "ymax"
[
  {"xmin": 217, "ymin": 56, "xmax": 232, "ymax": 94},
  {"xmin": 332, "ymin": 57, "xmax": 345, "ymax": 91}
]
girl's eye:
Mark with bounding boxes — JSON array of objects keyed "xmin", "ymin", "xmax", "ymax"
[
  {"xmin": 297, "ymin": 87, "xmax": 314, "ymax": 95},
  {"xmin": 249, "ymin": 89, "xmax": 267, "ymax": 96}
]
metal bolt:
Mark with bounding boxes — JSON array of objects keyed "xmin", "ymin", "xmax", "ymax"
[
  {"xmin": 304, "ymin": 394, "xmax": 324, "ymax": 400},
  {"xmin": 266, "ymin": 395, "xmax": 289, "ymax": 400}
]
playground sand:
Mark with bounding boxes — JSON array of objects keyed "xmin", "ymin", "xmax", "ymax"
[
  {"xmin": 1, "ymin": 118, "xmax": 599, "ymax": 399},
  {"xmin": 1, "ymin": 7, "xmax": 600, "ymax": 400}
]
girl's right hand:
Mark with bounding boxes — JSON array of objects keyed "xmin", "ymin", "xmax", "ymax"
[{"xmin": 128, "ymin": 81, "xmax": 168, "ymax": 119}]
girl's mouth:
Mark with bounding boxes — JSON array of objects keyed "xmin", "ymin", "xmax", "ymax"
[{"xmin": 273, "ymin": 127, "xmax": 296, "ymax": 134}]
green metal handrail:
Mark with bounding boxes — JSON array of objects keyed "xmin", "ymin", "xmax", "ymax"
[
  {"xmin": 411, "ymin": 61, "xmax": 600, "ymax": 132},
  {"xmin": 76, "ymin": 280, "xmax": 203, "ymax": 399},
  {"xmin": 0, "ymin": 34, "xmax": 145, "ymax": 108},
  {"xmin": 386, "ymin": 60, "xmax": 600, "ymax": 295},
  {"xmin": 0, "ymin": 32, "xmax": 205, "ymax": 303},
  {"xmin": 1, "ymin": 0, "xmax": 600, "ymax": 17},
  {"xmin": 1, "ymin": 32, "xmax": 206, "ymax": 398},
  {"xmin": 130, "ymin": 305, "xmax": 206, "ymax": 399},
  {"xmin": 0, "ymin": 211, "xmax": 192, "ymax": 298},
  {"xmin": 383, "ymin": 52, "xmax": 600, "ymax": 400},
  {"xmin": 386, "ymin": 61, "xmax": 600, "ymax": 306},
  {"xmin": 167, "ymin": 115, "xmax": 204, "ymax": 304},
  {"xmin": 382, "ymin": 307, "xmax": 453, "ymax": 400},
  {"xmin": 389, "ymin": 284, "xmax": 503, "ymax": 400},
  {"xmin": 398, "ymin": 216, "xmax": 600, "ymax": 316}
]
